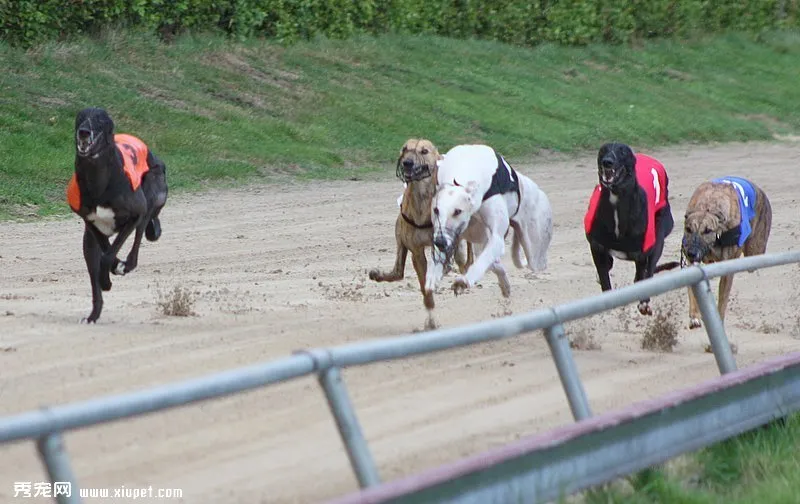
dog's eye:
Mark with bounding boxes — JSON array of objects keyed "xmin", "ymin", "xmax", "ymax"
[
  {"xmin": 433, "ymin": 207, "xmax": 439, "ymax": 215},
  {"xmin": 703, "ymin": 228, "xmax": 713, "ymax": 234},
  {"xmin": 685, "ymin": 227, "xmax": 692, "ymax": 233},
  {"xmin": 421, "ymin": 149, "xmax": 429, "ymax": 155},
  {"xmin": 453, "ymin": 209, "xmax": 462, "ymax": 217}
]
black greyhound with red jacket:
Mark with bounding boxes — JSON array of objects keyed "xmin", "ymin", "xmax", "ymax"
[
  {"xmin": 67, "ymin": 107, "xmax": 168, "ymax": 323},
  {"xmin": 584, "ymin": 142, "xmax": 680, "ymax": 315}
]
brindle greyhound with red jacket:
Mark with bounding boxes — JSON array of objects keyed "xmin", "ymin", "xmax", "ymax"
[{"xmin": 67, "ymin": 107, "xmax": 168, "ymax": 323}]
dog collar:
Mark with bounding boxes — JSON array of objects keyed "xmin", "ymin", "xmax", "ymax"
[
  {"xmin": 401, "ymin": 212, "xmax": 433, "ymax": 229},
  {"xmin": 715, "ymin": 226, "xmax": 741, "ymax": 248}
]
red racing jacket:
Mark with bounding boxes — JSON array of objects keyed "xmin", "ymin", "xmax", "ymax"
[{"xmin": 584, "ymin": 153, "xmax": 668, "ymax": 253}]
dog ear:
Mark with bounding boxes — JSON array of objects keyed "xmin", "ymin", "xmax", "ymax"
[{"xmin": 464, "ymin": 180, "xmax": 483, "ymax": 211}]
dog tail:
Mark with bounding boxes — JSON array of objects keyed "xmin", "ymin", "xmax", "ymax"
[{"xmin": 654, "ymin": 261, "xmax": 681, "ymax": 273}]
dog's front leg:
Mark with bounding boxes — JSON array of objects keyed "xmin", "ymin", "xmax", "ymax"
[
  {"xmin": 424, "ymin": 249, "xmax": 445, "ymax": 298},
  {"xmin": 454, "ymin": 233, "xmax": 505, "ymax": 295},
  {"xmin": 121, "ymin": 218, "xmax": 149, "ymax": 274},
  {"xmin": 453, "ymin": 239, "xmax": 471, "ymax": 274},
  {"xmin": 369, "ymin": 225, "xmax": 408, "ymax": 282},
  {"xmin": 102, "ymin": 217, "xmax": 142, "ymax": 276},
  {"xmin": 410, "ymin": 249, "xmax": 434, "ymax": 310},
  {"xmin": 82, "ymin": 223, "xmax": 104, "ymax": 324},
  {"xmin": 634, "ymin": 260, "xmax": 653, "ymax": 315},
  {"xmin": 84, "ymin": 224, "xmax": 114, "ymax": 291},
  {"xmin": 688, "ymin": 286, "xmax": 702, "ymax": 329},
  {"xmin": 590, "ymin": 245, "xmax": 613, "ymax": 291}
]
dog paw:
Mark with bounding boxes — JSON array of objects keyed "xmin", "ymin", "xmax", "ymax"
[
  {"xmin": 368, "ymin": 269, "xmax": 380, "ymax": 281},
  {"xmin": 424, "ymin": 291, "xmax": 435, "ymax": 310},
  {"xmin": 689, "ymin": 317, "xmax": 702, "ymax": 329},
  {"xmin": 112, "ymin": 260, "xmax": 127, "ymax": 276},
  {"xmin": 452, "ymin": 276, "xmax": 470, "ymax": 296},
  {"xmin": 637, "ymin": 301, "xmax": 653, "ymax": 316},
  {"xmin": 80, "ymin": 317, "xmax": 97, "ymax": 324}
]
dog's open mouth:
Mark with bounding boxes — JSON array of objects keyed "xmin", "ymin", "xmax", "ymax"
[
  {"xmin": 76, "ymin": 128, "xmax": 102, "ymax": 156},
  {"xmin": 600, "ymin": 170, "xmax": 618, "ymax": 186},
  {"xmin": 397, "ymin": 163, "xmax": 431, "ymax": 183}
]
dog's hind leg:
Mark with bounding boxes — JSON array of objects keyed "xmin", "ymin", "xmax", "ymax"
[
  {"xmin": 82, "ymin": 224, "xmax": 104, "ymax": 323},
  {"xmin": 518, "ymin": 218, "xmax": 551, "ymax": 273},
  {"xmin": 717, "ymin": 274, "xmax": 735, "ymax": 323},
  {"xmin": 143, "ymin": 152, "xmax": 168, "ymax": 242},
  {"xmin": 509, "ymin": 222, "xmax": 525, "ymax": 269},
  {"xmin": 146, "ymin": 209, "xmax": 163, "ymax": 242}
]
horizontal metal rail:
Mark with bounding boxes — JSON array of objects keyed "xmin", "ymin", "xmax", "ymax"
[
  {"xmin": 0, "ymin": 250, "xmax": 797, "ymax": 504},
  {"xmin": 327, "ymin": 251, "xmax": 800, "ymax": 368},
  {"xmin": 0, "ymin": 355, "xmax": 315, "ymax": 443},
  {"xmin": 327, "ymin": 351, "xmax": 800, "ymax": 504},
  {"xmin": 2, "ymin": 252, "xmax": 796, "ymax": 442}
]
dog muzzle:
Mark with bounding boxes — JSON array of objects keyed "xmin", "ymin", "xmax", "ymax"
[
  {"xmin": 396, "ymin": 161, "xmax": 431, "ymax": 183},
  {"xmin": 681, "ymin": 234, "xmax": 709, "ymax": 265}
]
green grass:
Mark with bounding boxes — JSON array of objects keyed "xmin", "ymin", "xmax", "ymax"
[
  {"xmin": 2, "ymin": 29, "xmax": 800, "ymax": 219},
  {"xmin": 577, "ymin": 415, "xmax": 800, "ymax": 504}
]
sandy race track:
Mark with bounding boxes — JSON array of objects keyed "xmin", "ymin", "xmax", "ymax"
[{"xmin": 1, "ymin": 141, "xmax": 800, "ymax": 503}]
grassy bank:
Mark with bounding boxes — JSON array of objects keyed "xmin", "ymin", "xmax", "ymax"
[
  {"xmin": 577, "ymin": 415, "xmax": 800, "ymax": 503},
  {"xmin": 2, "ymin": 29, "xmax": 800, "ymax": 219}
]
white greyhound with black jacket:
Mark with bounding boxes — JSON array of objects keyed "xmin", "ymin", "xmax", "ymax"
[{"xmin": 425, "ymin": 144, "xmax": 553, "ymax": 298}]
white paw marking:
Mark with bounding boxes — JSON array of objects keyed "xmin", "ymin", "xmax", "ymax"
[
  {"xmin": 638, "ymin": 301, "xmax": 652, "ymax": 315},
  {"xmin": 87, "ymin": 206, "xmax": 117, "ymax": 236},
  {"xmin": 689, "ymin": 317, "xmax": 702, "ymax": 329},
  {"xmin": 114, "ymin": 261, "xmax": 126, "ymax": 275}
]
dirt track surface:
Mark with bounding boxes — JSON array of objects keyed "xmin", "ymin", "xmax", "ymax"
[{"xmin": 2, "ymin": 141, "xmax": 800, "ymax": 503}]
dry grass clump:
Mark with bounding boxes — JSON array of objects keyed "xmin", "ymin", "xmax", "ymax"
[{"xmin": 156, "ymin": 285, "xmax": 197, "ymax": 317}]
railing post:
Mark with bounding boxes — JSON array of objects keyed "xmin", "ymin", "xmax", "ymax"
[
  {"xmin": 36, "ymin": 432, "xmax": 82, "ymax": 504},
  {"xmin": 318, "ymin": 366, "xmax": 381, "ymax": 488},
  {"xmin": 544, "ymin": 323, "xmax": 592, "ymax": 421},
  {"xmin": 691, "ymin": 277, "xmax": 738, "ymax": 375}
]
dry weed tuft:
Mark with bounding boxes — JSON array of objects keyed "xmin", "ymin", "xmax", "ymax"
[{"xmin": 157, "ymin": 285, "xmax": 197, "ymax": 317}]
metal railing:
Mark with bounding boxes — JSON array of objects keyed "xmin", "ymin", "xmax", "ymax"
[
  {"xmin": 1, "ymin": 251, "xmax": 798, "ymax": 504},
  {"xmin": 328, "ymin": 351, "xmax": 800, "ymax": 504}
]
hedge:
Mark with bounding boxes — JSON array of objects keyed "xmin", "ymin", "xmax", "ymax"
[{"xmin": 1, "ymin": 0, "xmax": 798, "ymax": 48}]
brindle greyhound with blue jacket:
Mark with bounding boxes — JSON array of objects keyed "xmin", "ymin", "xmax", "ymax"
[
  {"xmin": 681, "ymin": 176, "xmax": 772, "ymax": 329},
  {"xmin": 67, "ymin": 107, "xmax": 168, "ymax": 323}
]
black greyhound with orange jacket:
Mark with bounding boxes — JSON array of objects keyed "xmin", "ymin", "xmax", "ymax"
[{"xmin": 67, "ymin": 107, "xmax": 168, "ymax": 323}]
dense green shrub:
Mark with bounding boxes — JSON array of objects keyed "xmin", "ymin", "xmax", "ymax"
[{"xmin": 2, "ymin": 0, "xmax": 798, "ymax": 48}]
